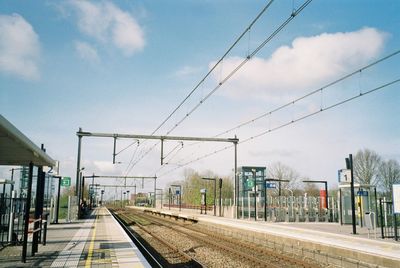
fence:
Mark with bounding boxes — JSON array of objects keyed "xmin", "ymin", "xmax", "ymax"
[
  {"xmin": 378, "ymin": 198, "xmax": 399, "ymax": 240},
  {"xmin": 0, "ymin": 194, "xmax": 27, "ymax": 246}
]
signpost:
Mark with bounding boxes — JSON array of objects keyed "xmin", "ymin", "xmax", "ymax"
[{"xmin": 338, "ymin": 169, "xmax": 351, "ymax": 183}]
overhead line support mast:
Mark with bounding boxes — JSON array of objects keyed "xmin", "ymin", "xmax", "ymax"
[{"xmin": 75, "ymin": 129, "xmax": 240, "ymax": 217}]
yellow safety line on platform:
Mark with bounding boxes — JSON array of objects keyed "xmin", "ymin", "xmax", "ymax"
[{"xmin": 85, "ymin": 211, "xmax": 99, "ymax": 268}]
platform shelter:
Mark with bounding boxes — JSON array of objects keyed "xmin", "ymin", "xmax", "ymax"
[{"xmin": 0, "ymin": 115, "xmax": 56, "ymax": 262}]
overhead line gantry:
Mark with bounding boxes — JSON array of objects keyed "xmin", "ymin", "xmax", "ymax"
[{"xmin": 75, "ymin": 129, "xmax": 240, "ymax": 217}]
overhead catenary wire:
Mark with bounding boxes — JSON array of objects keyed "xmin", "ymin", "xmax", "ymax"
[
  {"xmin": 126, "ymin": 0, "xmax": 313, "ymax": 175},
  {"xmin": 150, "ymin": 0, "xmax": 276, "ymax": 136},
  {"xmin": 139, "ymin": 47, "xmax": 400, "ymax": 172},
  {"xmin": 164, "ymin": 0, "xmax": 313, "ymax": 137},
  {"xmin": 157, "ymin": 77, "xmax": 400, "ymax": 178},
  {"xmin": 122, "ymin": 0, "xmax": 279, "ymax": 174},
  {"xmin": 161, "ymin": 48, "xmax": 400, "ymax": 167},
  {"xmin": 115, "ymin": 139, "xmax": 139, "ymax": 156},
  {"xmin": 215, "ymin": 48, "xmax": 400, "ymax": 137}
]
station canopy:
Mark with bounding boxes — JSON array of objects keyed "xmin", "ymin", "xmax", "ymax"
[{"xmin": 0, "ymin": 114, "xmax": 55, "ymax": 167}]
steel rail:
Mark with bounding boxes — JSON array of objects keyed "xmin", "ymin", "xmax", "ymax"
[
  {"xmin": 139, "ymin": 209, "xmax": 318, "ymax": 268},
  {"xmin": 109, "ymin": 209, "xmax": 163, "ymax": 268}
]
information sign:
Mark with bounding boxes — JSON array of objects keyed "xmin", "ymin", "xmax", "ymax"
[
  {"xmin": 338, "ymin": 169, "xmax": 351, "ymax": 183},
  {"xmin": 247, "ymin": 180, "xmax": 254, "ymax": 188},
  {"xmin": 357, "ymin": 190, "xmax": 368, "ymax": 196},
  {"xmin": 266, "ymin": 182, "xmax": 276, "ymax": 189},
  {"xmin": 61, "ymin": 177, "xmax": 71, "ymax": 187}
]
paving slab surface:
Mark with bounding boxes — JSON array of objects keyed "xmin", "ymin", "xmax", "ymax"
[
  {"xmin": 0, "ymin": 207, "xmax": 149, "ymax": 268},
  {"xmin": 133, "ymin": 206, "xmax": 400, "ymax": 267}
]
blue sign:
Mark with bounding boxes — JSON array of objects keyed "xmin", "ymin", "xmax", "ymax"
[
  {"xmin": 176, "ymin": 190, "xmax": 180, "ymax": 195},
  {"xmin": 357, "ymin": 190, "xmax": 368, "ymax": 196},
  {"xmin": 266, "ymin": 182, "xmax": 276, "ymax": 189}
]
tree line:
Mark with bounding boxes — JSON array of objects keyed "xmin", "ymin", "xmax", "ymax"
[{"xmin": 165, "ymin": 148, "xmax": 399, "ymax": 205}]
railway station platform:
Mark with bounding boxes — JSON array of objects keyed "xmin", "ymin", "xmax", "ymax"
[
  {"xmin": 133, "ymin": 206, "xmax": 400, "ymax": 268},
  {"xmin": 0, "ymin": 207, "xmax": 149, "ymax": 267}
]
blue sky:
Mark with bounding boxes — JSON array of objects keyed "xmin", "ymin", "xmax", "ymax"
[{"xmin": 1, "ymin": 1, "xmax": 399, "ymax": 195}]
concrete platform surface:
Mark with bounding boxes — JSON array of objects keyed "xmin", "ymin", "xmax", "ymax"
[
  {"xmin": 0, "ymin": 207, "xmax": 149, "ymax": 267},
  {"xmin": 133, "ymin": 206, "xmax": 400, "ymax": 267}
]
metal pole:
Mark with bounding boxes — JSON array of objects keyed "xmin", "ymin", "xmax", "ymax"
[
  {"xmin": 279, "ymin": 181, "xmax": 281, "ymax": 197},
  {"xmin": 77, "ymin": 171, "xmax": 82, "ymax": 218},
  {"xmin": 253, "ymin": 170, "xmax": 257, "ymax": 221},
  {"xmin": 379, "ymin": 198, "xmax": 384, "ymax": 238},
  {"xmin": 394, "ymin": 213, "xmax": 398, "ymax": 241},
  {"xmin": 169, "ymin": 188, "xmax": 171, "ymax": 210},
  {"xmin": 81, "ymin": 174, "xmax": 85, "ymax": 209},
  {"xmin": 55, "ymin": 177, "xmax": 61, "ymax": 223},
  {"xmin": 160, "ymin": 139, "xmax": 164, "ymax": 165},
  {"xmin": 219, "ymin": 178, "xmax": 222, "ymax": 217},
  {"xmin": 179, "ymin": 186, "xmax": 182, "ymax": 211},
  {"xmin": 32, "ymin": 164, "xmax": 45, "ymax": 256},
  {"xmin": 22, "ymin": 162, "xmax": 33, "ymax": 263},
  {"xmin": 234, "ymin": 140, "xmax": 238, "ymax": 219},
  {"xmin": 339, "ymin": 188, "xmax": 343, "ymax": 225},
  {"xmin": 324, "ymin": 182, "xmax": 328, "ymax": 211},
  {"xmin": 10, "ymin": 168, "xmax": 14, "ymax": 192},
  {"xmin": 349, "ymin": 154, "xmax": 357, "ymax": 234},
  {"xmin": 154, "ymin": 178, "xmax": 157, "ymax": 208},
  {"xmin": 264, "ymin": 180, "xmax": 267, "ymax": 222},
  {"xmin": 324, "ymin": 181, "xmax": 329, "ymax": 221},
  {"xmin": 134, "ymin": 185, "xmax": 136, "ymax": 206},
  {"xmin": 374, "ymin": 187, "xmax": 379, "ymax": 233},
  {"xmin": 113, "ymin": 136, "xmax": 117, "ymax": 164},
  {"xmin": 213, "ymin": 180, "xmax": 216, "ymax": 216},
  {"xmin": 75, "ymin": 128, "xmax": 82, "ymax": 196}
]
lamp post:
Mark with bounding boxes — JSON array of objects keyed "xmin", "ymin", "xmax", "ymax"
[
  {"xmin": 346, "ymin": 154, "xmax": 357, "ymax": 235},
  {"xmin": 171, "ymin": 185, "xmax": 182, "ymax": 211}
]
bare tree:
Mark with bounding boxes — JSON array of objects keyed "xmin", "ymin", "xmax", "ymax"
[
  {"xmin": 353, "ymin": 148, "xmax": 381, "ymax": 186},
  {"xmin": 267, "ymin": 162, "xmax": 300, "ymax": 195},
  {"xmin": 378, "ymin": 159, "xmax": 400, "ymax": 196}
]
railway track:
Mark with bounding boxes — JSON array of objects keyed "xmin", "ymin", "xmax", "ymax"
[
  {"xmin": 111, "ymin": 208, "xmax": 321, "ymax": 268},
  {"xmin": 111, "ymin": 209, "xmax": 204, "ymax": 267}
]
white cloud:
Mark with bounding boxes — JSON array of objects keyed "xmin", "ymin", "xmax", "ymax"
[
  {"xmin": 74, "ymin": 41, "xmax": 99, "ymax": 62},
  {"xmin": 214, "ymin": 28, "xmax": 386, "ymax": 100},
  {"xmin": 69, "ymin": 0, "xmax": 145, "ymax": 56},
  {"xmin": 0, "ymin": 13, "xmax": 40, "ymax": 80},
  {"xmin": 174, "ymin": 65, "xmax": 202, "ymax": 77},
  {"xmin": 93, "ymin": 161, "xmax": 117, "ymax": 173}
]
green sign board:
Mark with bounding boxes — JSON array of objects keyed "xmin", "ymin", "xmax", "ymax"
[
  {"xmin": 247, "ymin": 179, "xmax": 254, "ymax": 188},
  {"xmin": 61, "ymin": 177, "xmax": 71, "ymax": 187}
]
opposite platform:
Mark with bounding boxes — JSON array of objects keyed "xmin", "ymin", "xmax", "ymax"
[{"xmin": 135, "ymin": 206, "xmax": 400, "ymax": 268}]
